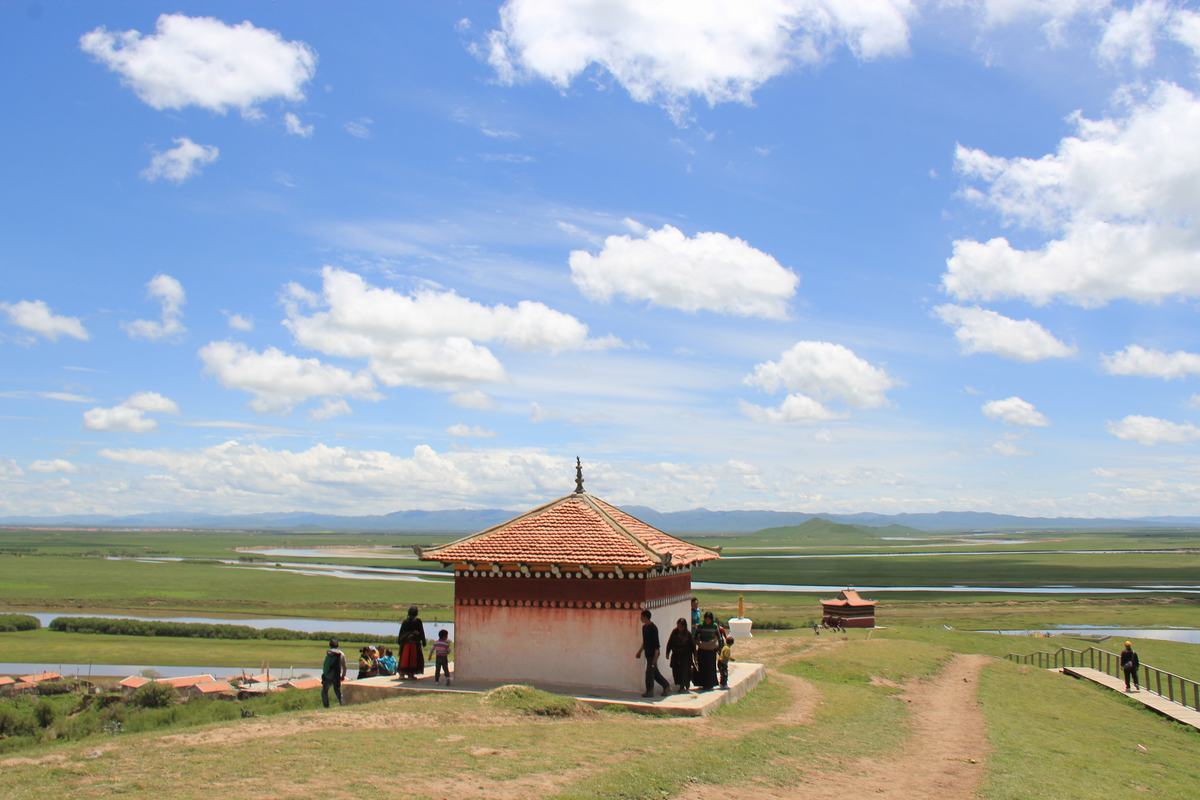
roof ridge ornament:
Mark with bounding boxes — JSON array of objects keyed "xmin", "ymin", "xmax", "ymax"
[{"xmin": 574, "ymin": 456, "xmax": 584, "ymax": 494}]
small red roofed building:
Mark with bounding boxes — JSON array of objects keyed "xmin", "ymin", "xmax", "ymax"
[
  {"xmin": 188, "ymin": 680, "xmax": 236, "ymax": 700},
  {"xmin": 157, "ymin": 674, "xmax": 216, "ymax": 696},
  {"xmin": 17, "ymin": 671, "xmax": 62, "ymax": 685},
  {"xmin": 417, "ymin": 459, "xmax": 720, "ymax": 693},
  {"xmin": 282, "ymin": 677, "xmax": 322, "ymax": 691},
  {"xmin": 821, "ymin": 589, "xmax": 877, "ymax": 628},
  {"xmin": 119, "ymin": 675, "xmax": 151, "ymax": 695},
  {"xmin": 0, "ymin": 676, "xmax": 16, "ymax": 696}
]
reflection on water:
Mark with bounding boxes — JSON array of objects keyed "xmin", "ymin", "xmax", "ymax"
[{"xmin": 693, "ymin": 582, "xmax": 1200, "ymax": 595}]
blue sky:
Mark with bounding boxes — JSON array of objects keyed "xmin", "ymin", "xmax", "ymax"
[{"xmin": 3, "ymin": 1, "xmax": 1200, "ymax": 516}]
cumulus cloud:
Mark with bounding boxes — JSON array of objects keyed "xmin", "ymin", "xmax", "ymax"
[
  {"xmin": 569, "ymin": 224, "xmax": 798, "ymax": 318},
  {"xmin": 141, "ymin": 138, "xmax": 218, "ymax": 183},
  {"xmin": 946, "ymin": 82, "xmax": 1200, "ymax": 308},
  {"xmin": 485, "ymin": 0, "xmax": 913, "ymax": 122},
  {"xmin": 0, "ymin": 299, "xmax": 88, "ymax": 341},
  {"xmin": 982, "ymin": 396, "xmax": 1049, "ymax": 427},
  {"xmin": 199, "ymin": 340, "xmax": 379, "ymax": 414},
  {"xmin": 225, "ymin": 312, "xmax": 254, "ymax": 332},
  {"xmin": 84, "ymin": 392, "xmax": 179, "ymax": 433},
  {"xmin": 739, "ymin": 394, "xmax": 842, "ymax": 424},
  {"xmin": 80, "ymin": 14, "xmax": 316, "ymax": 115},
  {"xmin": 450, "ymin": 390, "xmax": 495, "ymax": 410},
  {"xmin": 447, "ymin": 423, "xmax": 496, "ymax": 438},
  {"xmin": 991, "ymin": 437, "xmax": 1032, "ymax": 457},
  {"xmin": 1097, "ymin": 1, "xmax": 1171, "ymax": 67},
  {"xmin": 745, "ymin": 341, "xmax": 895, "ymax": 414},
  {"xmin": 934, "ymin": 304, "xmax": 1075, "ymax": 361},
  {"xmin": 29, "ymin": 459, "xmax": 78, "ymax": 474},
  {"xmin": 123, "ymin": 274, "xmax": 186, "ymax": 340},
  {"xmin": 1107, "ymin": 414, "xmax": 1200, "ymax": 445},
  {"xmin": 1101, "ymin": 344, "xmax": 1200, "ymax": 379},
  {"xmin": 283, "ymin": 267, "xmax": 612, "ymax": 390},
  {"xmin": 309, "ymin": 398, "xmax": 351, "ymax": 421},
  {"xmin": 344, "ymin": 118, "xmax": 373, "ymax": 138},
  {"xmin": 284, "ymin": 111, "xmax": 314, "ymax": 137}
]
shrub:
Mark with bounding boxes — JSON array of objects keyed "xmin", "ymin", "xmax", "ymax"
[
  {"xmin": 35, "ymin": 680, "xmax": 76, "ymax": 696},
  {"xmin": 0, "ymin": 614, "xmax": 39, "ymax": 632},
  {"xmin": 0, "ymin": 703, "xmax": 37, "ymax": 737},
  {"xmin": 34, "ymin": 700, "xmax": 56, "ymax": 729},
  {"xmin": 47, "ymin": 616, "xmax": 376, "ymax": 643},
  {"xmin": 129, "ymin": 681, "xmax": 176, "ymax": 709},
  {"xmin": 482, "ymin": 685, "xmax": 586, "ymax": 718}
]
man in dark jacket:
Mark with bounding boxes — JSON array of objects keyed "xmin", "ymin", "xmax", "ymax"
[
  {"xmin": 1120, "ymin": 640, "xmax": 1140, "ymax": 692},
  {"xmin": 635, "ymin": 609, "xmax": 671, "ymax": 698},
  {"xmin": 322, "ymin": 638, "xmax": 348, "ymax": 707}
]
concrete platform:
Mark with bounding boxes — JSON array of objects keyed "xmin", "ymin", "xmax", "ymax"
[
  {"xmin": 342, "ymin": 661, "xmax": 767, "ymax": 717},
  {"xmin": 1061, "ymin": 667, "xmax": 1200, "ymax": 731}
]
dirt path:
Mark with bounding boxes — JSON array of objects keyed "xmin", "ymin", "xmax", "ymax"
[{"xmin": 684, "ymin": 653, "xmax": 993, "ymax": 800}]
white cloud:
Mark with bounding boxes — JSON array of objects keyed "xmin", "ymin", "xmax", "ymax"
[
  {"xmin": 309, "ymin": 398, "xmax": 352, "ymax": 421},
  {"xmin": 284, "ymin": 267, "xmax": 613, "ymax": 390},
  {"xmin": 1176, "ymin": 9, "xmax": 1200, "ymax": 57},
  {"xmin": 84, "ymin": 392, "xmax": 179, "ymax": 433},
  {"xmin": 344, "ymin": 118, "xmax": 373, "ymax": 138},
  {"xmin": 979, "ymin": 0, "xmax": 1112, "ymax": 40},
  {"xmin": 123, "ymin": 274, "xmax": 186, "ymax": 341},
  {"xmin": 991, "ymin": 438, "xmax": 1032, "ymax": 457},
  {"xmin": 745, "ymin": 341, "xmax": 895, "ymax": 412},
  {"xmin": 29, "ymin": 459, "xmax": 78, "ymax": 474},
  {"xmin": 199, "ymin": 340, "xmax": 379, "ymax": 414},
  {"xmin": 0, "ymin": 459, "xmax": 24, "ymax": 479},
  {"xmin": 80, "ymin": 14, "xmax": 316, "ymax": 114},
  {"xmin": 1101, "ymin": 344, "xmax": 1200, "ymax": 379},
  {"xmin": 982, "ymin": 396, "xmax": 1049, "ymax": 427},
  {"xmin": 934, "ymin": 304, "xmax": 1075, "ymax": 361},
  {"xmin": 1107, "ymin": 414, "xmax": 1200, "ymax": 445},
  {"xmin": 225, "ymin": 312, "xmax": 254, "ymax": 332},
  {"xmin": 447, "ymin": 423, "xmax": 496, "ymax": 438},
  {"xmin": 739, "ymin": 394, "xmax": 842, "ymax": 424},
  {"xmin": 450, "ymin": 390, "xmax": 495, "ymax": 410},
  {"xmin": 141, "ymin": 138, "xmax": 218, "ymax": 184},
  {"xmin": 1097, "ymin": 1, "xmax": 1170, "ymax": 67},
  {"xmin": 0, "ymin": 300, "xmax": 88, "ymax": 341},
  {"xmin": 570, "ymin": 224, "xmax": 799, "ymax": 318},
  {"xmin": 946, "ymin": 83, "xmax": 1200, "ymax": 307},
  {"xmin": 486, "ymin": 0, "xmax": 913, "ymax": 122},
  {"xmin": 284, "ymin": 111, "xmax": 314, "ymax": 137},
  {"xmin": 40, "ymin": 392, "xmax": 94, "ymax": 403}
]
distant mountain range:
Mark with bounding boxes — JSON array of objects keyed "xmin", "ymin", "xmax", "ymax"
[{"xmin": 3, "ymin": 507, "xmax": 1200, "ymax": 534}]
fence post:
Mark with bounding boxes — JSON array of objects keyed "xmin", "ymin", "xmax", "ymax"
[
  {"xmin": 1156, "ymin": 670, "xmax": 1162, "ymax": 697},
  {"xmin": 1194, "ymin": 681, "xmax": 1199, "ymax": 712},
  {"xmin": 1167, "ymin": 675, "xmax": 1174, "ymax": 703}
]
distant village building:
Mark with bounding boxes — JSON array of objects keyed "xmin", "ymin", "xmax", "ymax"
[
  {"xmin": 118, "ymin": 675, "xmax": 151, "ymax": 695},
  {"xmin": 188, "ymin": 680, "xmax": 236, "ymax": 700},
  {"xmin": 156, "ymin": 674, "xmax": 217, "ymax": 697},
  {"xmin": 821, "ymin": 589, "xmax": 877, "ymax": 628},
  {"xmin": 0, "ymin": 675, "xmax": 17, "ymax": 696},
  {"xmin": 417, "ymin": 459, "xmax": 720, "ymax": 693}
]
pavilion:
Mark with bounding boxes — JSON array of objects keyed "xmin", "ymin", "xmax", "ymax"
[
  {"xmin": 821, "ymin": 588, "xmax": 877, "ymax": 628},
  {"xmin": 417, "ymin": 460, "xmax": 720, "ymax": 693}
]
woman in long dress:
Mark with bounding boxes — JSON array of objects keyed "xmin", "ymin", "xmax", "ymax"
[
  {"xmin": 665, "ymin": 617, "xmax": 695, "ymax": 693},
  {"xmin": 397, "ymin": 605, "xmax": 427, "ymax": 679},
  {"xmin": 693, "ymin": 612, "xmax": 721, "ymax": 690}
]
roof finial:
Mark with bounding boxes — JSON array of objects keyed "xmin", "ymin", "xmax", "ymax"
[{"xmin": 574, "ymin": 456, "xmax": 585, "ymax": 494}]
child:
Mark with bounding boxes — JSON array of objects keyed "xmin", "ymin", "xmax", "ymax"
[
  {"xmin": 718, "ymin": 636, "xmax": 735, "ymax": 689},
  {"xmin": 429, "ymin": 629, "xmax": 452, "ymax": 685}
]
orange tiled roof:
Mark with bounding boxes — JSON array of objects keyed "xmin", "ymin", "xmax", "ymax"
[
  {"xmin": 192, "ymin": 680, "xmax": 235, "ymax": 694},
  {"xmin": 157, "ymin": 674, "xmax": 216, "ymax": 688},
  {"xmin": 283, "ymin": 678, "xmax": 322, "ymax": 690},
  {"xmin": 119, "ymin": 676, "xmax": 151, "ymax": 689},
  {"xmin": 822, "ymin": 589, "xmax": 876, "ymax": 608},
  {"xmin": 17, "ymin": 671, "xmax": 61, "ymax": 684},
  {"xmin": 419, "ymin": 492, "xmax": 720, "ymax": 569},
  {"xmin": 0, "ymin": 676, "xmax": 15, "ymax": 686}
]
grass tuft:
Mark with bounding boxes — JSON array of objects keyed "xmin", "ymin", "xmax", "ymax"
[{"xmin": 483, "ymin": 685, "xmax": 590, "ymax": 717}]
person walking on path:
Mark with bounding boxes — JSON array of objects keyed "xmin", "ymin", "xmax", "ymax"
[
  {"xmin": 397, "ymin": 606, "xmax": 427, "ymax": 679},
  {"xmin": 321, "ymin": 639, "xmax": 347, "ymax": 708},
  {"xmin": 1121, "ymin": 640, "xmax": 1140, "ymax": 692},
  {"xmin": 636, "ymin": 609, "xmax": 671, "ymax": 698},
  {"xmin": 665, "ymin": 617, "xmax": 695, "ymax": 693}
]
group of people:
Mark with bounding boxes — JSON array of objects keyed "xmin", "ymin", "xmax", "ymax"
[
  {"xmin": 320, "ymin": 606, "xmax": 454, "ymax": 708},
  {"xmin": 638, "ymin": 597, "xmax": 735, "ymax": 697}
]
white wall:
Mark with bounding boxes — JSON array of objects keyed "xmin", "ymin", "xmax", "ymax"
[{"xmin": 456, "ymin": 597, "xmax": 690, "ymax": 693}]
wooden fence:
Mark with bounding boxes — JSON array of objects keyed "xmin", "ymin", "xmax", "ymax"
[{"xmin": 1007, "ymin": 645, "xmax": 1200, "ymax": 712}]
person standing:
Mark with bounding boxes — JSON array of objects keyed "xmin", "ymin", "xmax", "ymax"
[
  {"xmin": 429, "ymin": 629, "xmax": 453, "ymax": 685},
  {"xmin": 397, "ymin": 606, "xmax": 427, "ymax": 679},
  {"xmin": 718, "ymin": 636, "xmax": 735, "ymax": 688},
  {"xmin": 694, "ymin": 612, "xmax": 721, "ymax": 690},
  {"xmin": 321, "ymin": 639, "xmax": 347, "ymax": 708},
  {"xmin": 1120, "ymin": 640, "xmax": 1140, "ymax": 692},
  {"xmin": 636, "ymin": 609, "xmax": 671, "ymax": 698},
  {"xmin": 665, "ymin": 617, "xmax": 695, "ymax": 693},
  {"xmin": 690, "ymin": 597, "xmax": 702, "ymax": 632}
]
